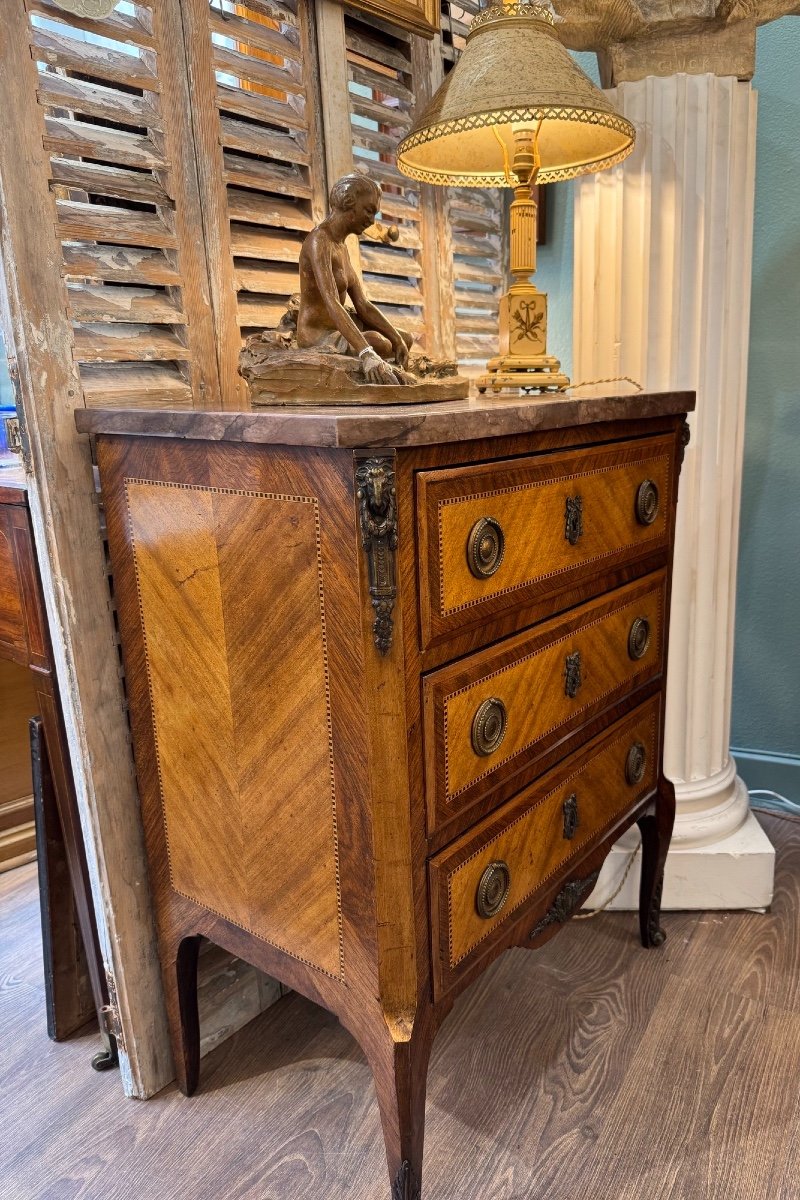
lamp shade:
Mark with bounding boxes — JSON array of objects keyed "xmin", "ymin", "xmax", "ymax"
[{"xmin": 396, "ymin": 2, "xmax": 635, "ymax": 187}]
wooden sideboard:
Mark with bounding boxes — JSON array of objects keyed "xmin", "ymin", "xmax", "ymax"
[{"xmin": 78, "ymin": 389, "xmax": 694, "ymax": 1200}]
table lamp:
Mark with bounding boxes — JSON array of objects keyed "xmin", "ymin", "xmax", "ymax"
[{"xmin": 396, "ymin": 0, "xmax": 635, "ymax": 394}]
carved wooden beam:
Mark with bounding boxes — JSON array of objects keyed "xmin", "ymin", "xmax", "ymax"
[
  {"xmin": 754, "ymin": 0, "xmax": 800, "ymax": 19},
  {"xmin": 551, "ymin": 0, "xmax": 800, "ymax": 63}
]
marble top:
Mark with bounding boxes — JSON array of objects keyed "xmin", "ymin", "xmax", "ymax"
[{"xmin": 75, "ymin": 387, "xmax": 695, "ymax": 450}]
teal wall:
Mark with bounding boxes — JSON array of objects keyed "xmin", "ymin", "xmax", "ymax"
[
  {"xmin": 536, "ymin": 33, "xmax": 800, "ymax": 788},
  {"xmin": 730, "ymin": 19, "xmax": 800, "ymax": 770},
  {"xmin": 536, "ymin": 51, "xmax": 599, "ymax": 379}
]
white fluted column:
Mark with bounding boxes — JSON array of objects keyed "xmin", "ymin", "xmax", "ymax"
[{"xmin": 577, "ymin": 74, "xmax": 774, "ymax": 910}]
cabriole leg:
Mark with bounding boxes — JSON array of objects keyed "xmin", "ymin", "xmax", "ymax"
[
  {"xmin": 638, "ymin": 777, "xmax": 676, "ymax": 948},
  {"xmin": 363, "ymin": 1013, "xmax": 437, "ymax": 1200}
]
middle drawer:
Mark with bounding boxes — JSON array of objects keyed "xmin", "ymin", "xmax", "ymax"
[{"xmin": 423, "ymin": 570, "xmax": 666, "ymax": 834}]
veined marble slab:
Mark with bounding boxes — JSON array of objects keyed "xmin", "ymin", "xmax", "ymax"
[{"xmin": 76, "ymin": 388, "xmax": 695, "ymax": 449}]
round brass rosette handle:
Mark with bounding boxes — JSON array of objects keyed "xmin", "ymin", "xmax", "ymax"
[
  {"xmin": 467, "ymin": 516, "xmax": 505, "ymax": 579},
  {"xmin": 635, "ymin": 480, "xmax": 660, "ymax": 526},
  {"xmin": 471, "ymin": 697, "xmax": 508, "ymax": 757},
  {"xmin": 628, "ymin": 616, "xmax": 651, "ymax": 661},
  {"xmin": 476, "ymin": 861, "xmax": 511, "ymax": 920},
  {"xmin": 625, "ymin": 740, "xmax": 647, "ymax": 786}
]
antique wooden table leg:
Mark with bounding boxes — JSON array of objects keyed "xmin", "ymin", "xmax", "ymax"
[
  {"xmin": 361, "ymin": 1005, "xmax": 441, "ymax": 1200},
  {"xmin": 30, "ymin": 713, "xmax": 118, "ymax": 1068},
  {"xmin": 30, "ymin": 715, "xmax": 91, "ymax": 1040},
  {"xmin": 637, "ymin": 776, "xmax": 676, "ymax": 948}
]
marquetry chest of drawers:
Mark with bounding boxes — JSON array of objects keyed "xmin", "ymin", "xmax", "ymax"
[{"xmin": 77, "ymin": 389, "xmax": 694, "ymax": 1200}]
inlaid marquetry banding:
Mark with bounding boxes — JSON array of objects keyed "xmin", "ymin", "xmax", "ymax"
[
  {"xmin": 445, "ymin": 711, "xmax": 658, "ymax": 968},
  {"xmin": 442, "ymin": 589, "xmax": 664, "ymax": 803},
  {"xmin": 436, "ymin": 454, "xmax": 673, "ymax": 619},
  {"xmin": 124, "ymin": 478, "xmax": 345, "ymax": 982}
]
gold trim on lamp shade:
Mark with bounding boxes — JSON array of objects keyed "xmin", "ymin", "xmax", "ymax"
[{"xmin": 396, "ymin": 4, "xmax": 636, "ymax": 186}]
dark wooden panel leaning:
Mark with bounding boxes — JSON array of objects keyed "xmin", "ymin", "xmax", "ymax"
[
  {"xmin": 84, "ymin": 390, "xmax": 694, "ymax": 1200},
  {"xmin": 0, "ymin": 465, "xmax": 114, "ymax": 1063}
]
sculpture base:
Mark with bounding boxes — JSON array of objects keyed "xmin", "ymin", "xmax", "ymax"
[
  {"xmin": 241, "ymin": 348, "xmax": 469, "ymax": 406},
  {"xmin": 477, "ymin": 354, "xmax": 570, "ymax": 395},
  {"xmin": 250, "ymin": 377, "xmax": 469, "ymax": 406}
]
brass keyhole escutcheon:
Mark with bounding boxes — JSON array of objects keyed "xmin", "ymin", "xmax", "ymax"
[
  {"xmin": 635, "ymin": 480, "xmax": 660, "ymax": 526},
  {"xmin": 628, "ymin": 617, "xmax": 651, "ymax": 661},
  {"xmin": 565, "ymin": 494, "xmax": 583, "ymax": 545},
  {"xmin": 467, "ymin": 517, "xmax": 505, "ymax": 579},
  {"xmin": 471, "ymin": 697, "xmax": 508, "ymax": 757},
  {"xmin": 476, "ymin": 861, "xmax": 511, "ymax": 920},
  {"xmin": 625, "ymin": 741, "xmax": 647, "ymax": 786},
  {"xmin": 563, "ymin": 793, "xmax": 579, "ymax": 840}
]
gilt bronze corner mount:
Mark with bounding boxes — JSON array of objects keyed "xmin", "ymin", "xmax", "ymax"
[{"xmin": 355, "ymin": 455, "xmax": 398, "ymax": 656}]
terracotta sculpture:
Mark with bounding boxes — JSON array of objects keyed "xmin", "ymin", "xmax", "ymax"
[
  {"xmin": 297, "ymin": 174, "xmax": 414, "ymax": 386},
  {"xmin": 239, "ymin": 174, "xmax": 468, "ymax": 406}
]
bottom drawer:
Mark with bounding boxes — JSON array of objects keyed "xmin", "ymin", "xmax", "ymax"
[{"xmin": 429, "ymin": 696, "xmax": 661, "ymax": 995}]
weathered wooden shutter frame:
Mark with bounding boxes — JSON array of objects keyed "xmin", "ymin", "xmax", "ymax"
[
  {"xmin": 178, "ymin": 0, "xmax": 328, "ymax": 405},
  {"xmin": 316, "ymin": 0, "xmax": 457, "ymax": 361},
  {"xmin": 0, "ymin": 0, "xmax": 181, "ymax": 1098}
]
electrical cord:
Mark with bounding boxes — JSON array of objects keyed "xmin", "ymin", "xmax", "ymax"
[
  {"xmin": 568, "ymin": 787, "xmax": 798, "ymax": 920},
  {"xmin": 569, "ymin": 376, "xmax": 644, "ymax": 393},
  {"xmin": 749, "ymin": 788, "xmax": 800, "ymax": 821},
  {"xmin": 574, "ymin": 836, "xmax": 642, "ymax": 919}
]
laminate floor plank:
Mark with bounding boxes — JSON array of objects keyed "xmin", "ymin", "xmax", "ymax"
[
  {"xmin": 576, "ymin": 976, "xmax": 800, "ymax": 1200},
  {"xmin": 423, "ymin": 911, "xmax": 701, "ymax": 1200},
  {"xmin": 0, "ymin": 816, "xmax": 797, "ymax": 1200},
  {"xmin": 677, "ymin": 812, "xmax": 800, "ymax": 1014}
]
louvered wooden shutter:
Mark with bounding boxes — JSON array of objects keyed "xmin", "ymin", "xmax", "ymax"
[
  {"xmin": 179, "ymin": 0, "xmax": 327, "ymax": 406},
  {"xmin": 25, "ymin": 0, "xmax": 222, "ymax": 408},
  {"xmin": 21, "ymin": 0, "xmax": 505, "ymax": 407},
  {"xmin": 343, "ymin": 8, "xmax": 428, "ymax": 349},
  {"xmin": 440, "ymin": 0, "xmax": 506, "ymax": 373}
]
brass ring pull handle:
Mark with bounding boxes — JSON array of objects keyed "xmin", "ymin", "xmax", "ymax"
[
  {"xmin": 635, "ymin": 480, "xmax": 660, "ymax": 526},
  {"xmin": 471, "ymin": 697, "xmax": 508, "ymax": 757},
  {"xmin": 564, "ymin": 650, "xmax": 582, "ymax": 699},
  {"xmin": 563, "ymin": 793, "xmax": 579, "ymax": 840},
  {"xmin": 467, "ymin": 517, "xmax": 505, "ymax": 579},
  {"xmin": 628, "ymin": 616, "xmax": 651, "ymax": 661},
  {"xmin": 625, "ymin": 740, "xmax": 647, "ymax": 786},
  {"xmin": 476, "ymin": 861, "xmax": 511, "ymax": 920},
  {"xmin": 565, "ymin": 494, "xmax": 584, "ymax": 545}
]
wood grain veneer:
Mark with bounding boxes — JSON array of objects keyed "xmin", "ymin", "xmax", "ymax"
[
  {"xmin": 0, "ymin": 508, "xmax": 27, "ymax": 657},
  {"xmin": 424, "ymin": 570, "xmax": 666, "ymax": 831},
  {"xmin": 430, "ymin": 698, "xmax": 660, "ymax": 992},
  {"xmin": 87, "ymin": 391, "xmax": 693, "ymax": 1200},
  {"xmin": 125, "ymin": 479, "xmax": 343, "ymax": 980},
  {"xmin": 418, "ymin": 435, "xmax": 673, "ymax": 647}
]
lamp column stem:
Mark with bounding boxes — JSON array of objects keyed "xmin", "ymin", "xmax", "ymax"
[
  {"xmin": 477, "ymin": 141, "xmax": 570, "ymax": 395},
  {"xmin": 509, "ymin": 182, "xmax": 538, "ymax": 281}
]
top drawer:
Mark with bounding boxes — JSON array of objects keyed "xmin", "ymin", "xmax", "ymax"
[{"xmin": 417, "ymin": 434, "xmax": 675, "ymax": 648}]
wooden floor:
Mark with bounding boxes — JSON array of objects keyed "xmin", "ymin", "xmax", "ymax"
[{"xmin": 2, "ymin": 811, "xmax": 799, "ymax": 1200}]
